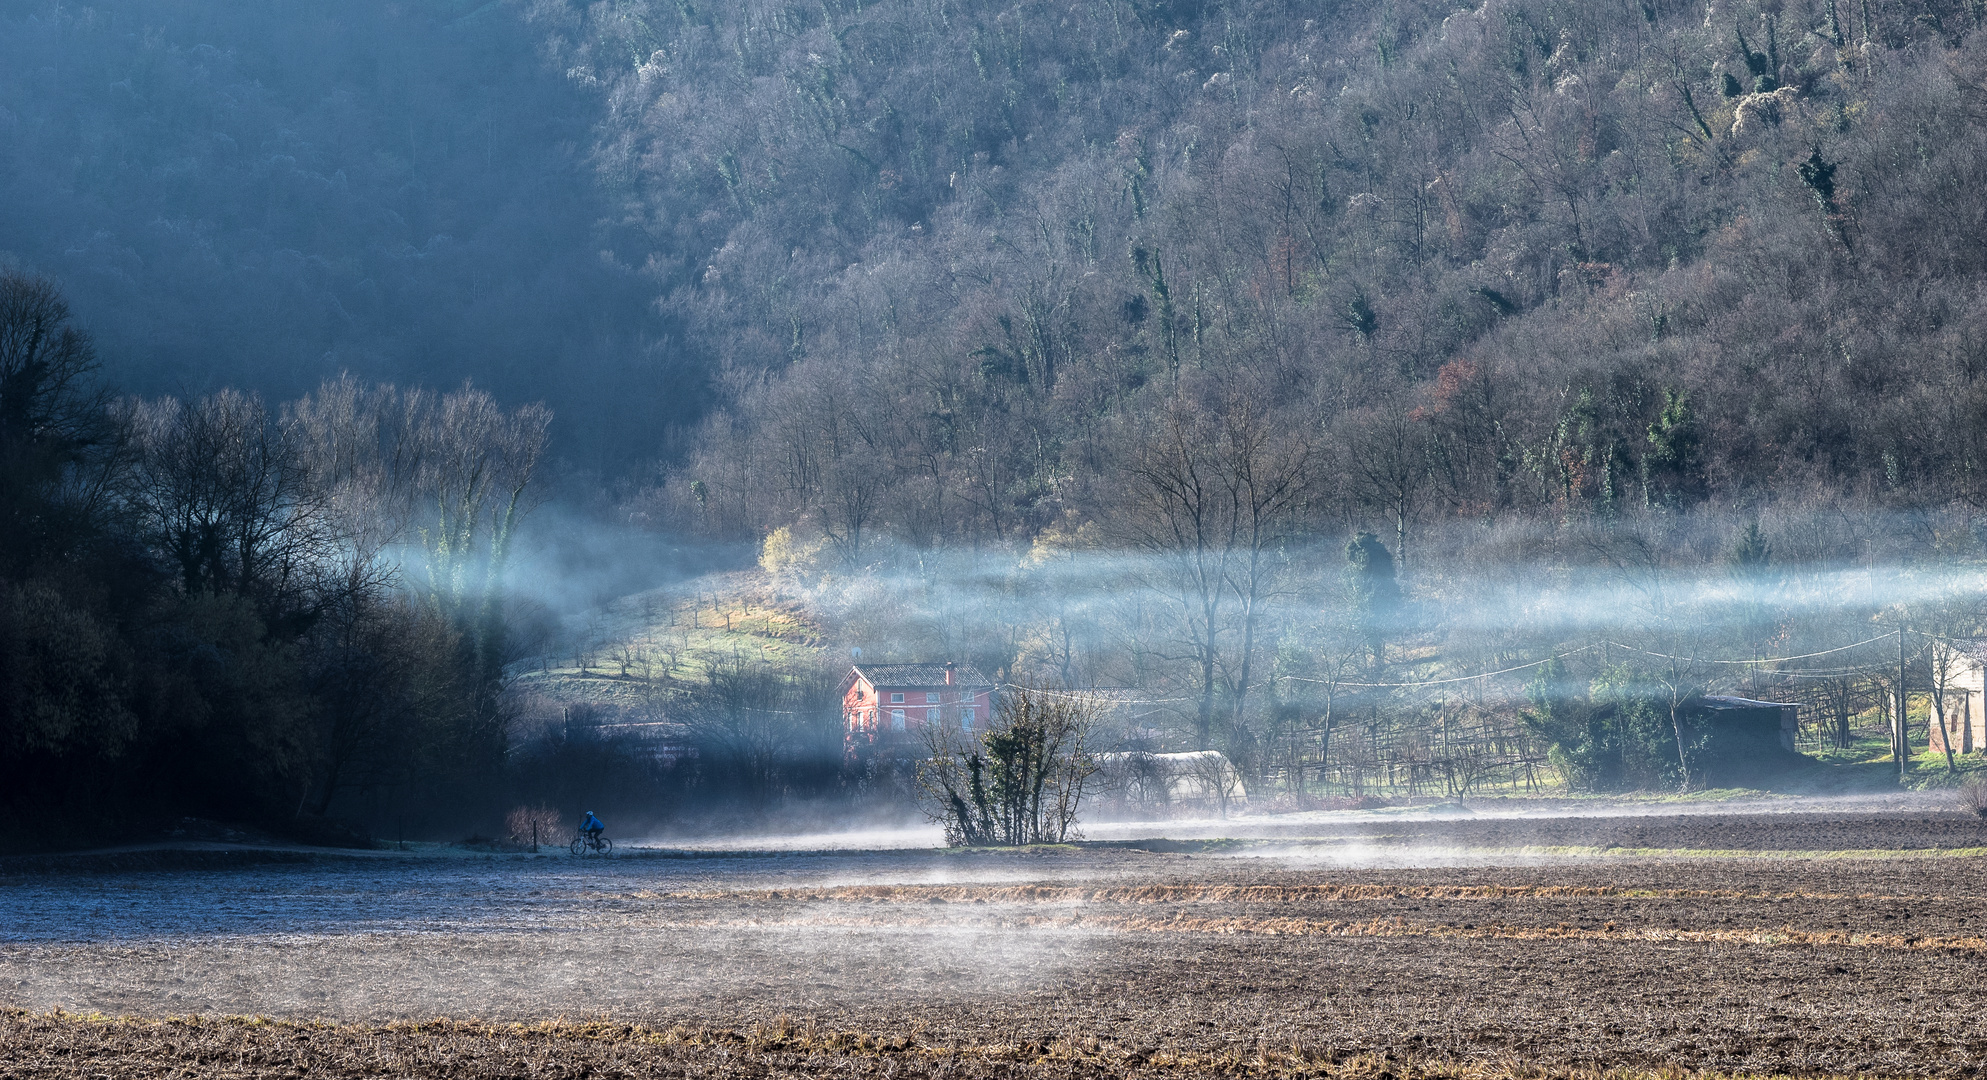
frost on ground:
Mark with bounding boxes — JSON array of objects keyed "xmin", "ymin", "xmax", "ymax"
[{"xmin": 4, "ymin": 807, "xmax": 1987, "ymax": 1077}]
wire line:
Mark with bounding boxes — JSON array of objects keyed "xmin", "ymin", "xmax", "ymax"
[
  {"xmin": 1275, "ymin": 633, "xmax": 1900, "ymax": 692},
  {"xmin": 1596, "ymin": 634, "xmax": 1896, "ymax": 665},
  {"xmin": 1280, "ymin": 645, "xmax": 1601, "ymax": 689}
]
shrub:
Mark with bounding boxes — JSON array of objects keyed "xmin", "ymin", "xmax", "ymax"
[
  {"xmin": 1960, "ymin": 780, "xmax": 1987, "ymax": 819},
  {"xmin": 505, "ymin": 804, "xmax": 564, "ymax": 849}
]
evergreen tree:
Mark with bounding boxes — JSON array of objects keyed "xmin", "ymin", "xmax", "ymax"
[{"xmin": 1344, "ymin": 532, "xmax": 1402, "ymax": 664}]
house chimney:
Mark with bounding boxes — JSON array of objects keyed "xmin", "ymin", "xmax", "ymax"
[{"xmin": 944, "ymin": 661, "xmax": 956, "ymax": 686}]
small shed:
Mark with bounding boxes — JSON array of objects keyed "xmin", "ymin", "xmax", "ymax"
[
  {"xmin": 1692, "ymin": 695, "xmax": 1801, "ymax": 752},
  {"xmin": 1684, "ymin": 695, "xmax": 1805, "ymax": 785}
]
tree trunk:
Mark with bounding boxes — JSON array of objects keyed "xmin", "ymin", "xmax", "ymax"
[
  {"xmin": 1196, "ymin": 594, "xmax": 1219, "ymax": 750},
  {"xmin": 310, "ymin": 756, "xmax": 344, "ymax": 817},
  {"xmin": 1934, "ymin": 682, "xmax": 1958, "ymax": 776},
  {"xmin": 1895, "ymin": 628, "xmax": 1908, "ymax": 783},
  {"xmin": 1669, "ymin": 700, "xmax": 1692, "ymax": 792}
]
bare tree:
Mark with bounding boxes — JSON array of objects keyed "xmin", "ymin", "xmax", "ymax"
[
  {"xmin": 1280, "ymin": 629, "xmax": 1368, "ymax": 796},
  {"xmin": 124, "ymin": 391, "xmax": 336, "ymax": 625},
  {"xmin": 284, "ymin": 375, "xmax": 423, "ymax": 598},
  {"xmin": 1913, "ymin": 571, "xmax": 1985, "ymax": 774},
  {"xmin": 407, "ymin": 385, "xmax": 551, "ymax": 642},
  {"xmin": 1111, "ymin": 381, "xmax": 1314, "ymax": 749},
  {"xmin": 0, "ymin": 271, "xmax": 102, "ymax": 447},
  {"xmin": 1342, "ymin": 398, "xmax": 1429, "ymax": 574},
  {"xmin": 1926, "ymin": 639, "xmax": 1970, "ymax": 774},
  {"xmin": 818, "ymin": 453, "xmax": 884, "ymax": 568},
  {"xmin": 683, "ymin": 657, "xmax": 836, "ymax": 810},
  {"xmin": 287, "ymin": 378, "xmax": 550, "ymax": 694},
  {"xmin": 1185, "ymin": 750, "xmax": 1247, "ymax": 818},
  {"xmin": 0, "ymin": 269, "xmax": 115, "ymax": 574}
]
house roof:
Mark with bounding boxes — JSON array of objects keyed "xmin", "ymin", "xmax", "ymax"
[
  {"xmin": 1933, "ymin": 639, "xmax": 1987, "ymax": 666},
  {"xmin": 1697, "ymin": 695, "xmax": 1798, "ymax": 710},
  {"xmin": 848, "ymin": 662, "xmax": 994, "ymax": 690}
]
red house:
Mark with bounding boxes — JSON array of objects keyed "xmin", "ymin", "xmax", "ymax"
[{"xmin": 842, "ymin": 661, "xmax": 996, "ymax": 751}]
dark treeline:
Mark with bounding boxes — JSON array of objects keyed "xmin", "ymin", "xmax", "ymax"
[
  {"xmin": 0, "ymin": 268, "xmax": 560, "ymax": 842},
  {"xmin": 0, "ymin": 270, "xmax": 876, "ymax": 842}
]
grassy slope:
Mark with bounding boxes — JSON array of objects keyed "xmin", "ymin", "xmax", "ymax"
[{"xmin": 506, "ymin": 570, "xmax": 836, "ymax": 714}]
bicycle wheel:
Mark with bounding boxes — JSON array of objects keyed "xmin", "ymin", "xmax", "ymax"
[
  {"xmin": 569, "ymin": 837, "xmax": 586, "ymax": 856},
  {"xmin": 598, "ymin": 837, "xmax": 614, "ymax": 856}
]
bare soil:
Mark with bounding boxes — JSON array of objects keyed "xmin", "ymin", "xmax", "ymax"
[{"xmin": 4, "ymin": 807, "xmax": 1986, "ymax": 1077}]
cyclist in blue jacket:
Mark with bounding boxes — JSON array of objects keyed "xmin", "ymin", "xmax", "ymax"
[{"xmin": 581, "ymin": 810, "xmax": 605, "ymax": 841}]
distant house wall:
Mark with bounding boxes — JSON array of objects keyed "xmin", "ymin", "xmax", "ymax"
[
  {"xmin": 1930, "ymin": 647, "xmax": 1987, "ymax": 754},
  {"xmin": 1970, "ymin": 660, "xmax": 1986, "ymax": 753}
]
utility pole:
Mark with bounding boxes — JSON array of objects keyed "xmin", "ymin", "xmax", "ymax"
[{"xmin": 1896, "ymin": 625, "xmax": 1908, "ymax": 784}]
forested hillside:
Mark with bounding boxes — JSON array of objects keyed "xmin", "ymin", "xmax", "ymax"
[
  {"xmin": 564, "ymin": 0, "xmax": 1987, "ymax": 544},
  {"xmin": 13, "ymin": 0, "xmax": 1987, "ymax": 520},
  {"xmin": 540, "ymin": 0, "xmax": 1987, "ymax": 795}
]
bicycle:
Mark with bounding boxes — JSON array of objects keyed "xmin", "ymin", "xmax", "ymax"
[{"xmin": 570, "ymin": 830, "xmax": 614, "ymax": 856}]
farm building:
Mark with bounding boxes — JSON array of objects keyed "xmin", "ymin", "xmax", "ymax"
[
  {"xmin": 842, "ymin": 661, "xmax": 996, "ymax": 751},
  {"xmin": 1690, "ymin": 696, "xmax": 1801, "ymax": 752},
  {"xmin": 1928, "ymin": 642, "xmax": 1987, "ymax": 754},
  {"xmin": 1683, "ymin": 695, "xmax": 1805, "ymax": 786}
]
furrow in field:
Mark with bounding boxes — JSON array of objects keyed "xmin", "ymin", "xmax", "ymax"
[
  {"xmin": 1063, "ymin": 913, "xmax": 1987, "ymax": 951},
  {"xmin": 0, "ymin": 1009, "xmax": 1878, "ymax": 1080},
  {"xmin": 638, "ymin": 882, "xmax": 1944, "ymax": 904},
  {"xmin": 648, "ymin": 910, "xmax": 1987, "ymax": 952}
]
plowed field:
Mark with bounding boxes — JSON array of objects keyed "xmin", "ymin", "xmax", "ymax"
[{"xmin": 4, "ymin": 804, "xmax": 1985, "ymax": 1077}]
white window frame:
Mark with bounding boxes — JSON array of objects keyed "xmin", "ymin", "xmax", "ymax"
[
  {"xmin": 890, "ymin": 692, "xmax": 904, "ymax": 703},
  {"xmin": 926, "ymin": 692, "xmax": 940, "ymax": 703},
  {"xmin": 961, "ymin": 707, "xmax": 975, "ymax": 730},
  {"xmin": 891, "ymin": 709, "xmax": 905, "ymax": 730}
]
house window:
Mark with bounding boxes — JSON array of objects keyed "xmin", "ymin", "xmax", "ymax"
[
  {"xmin": 927, "ymin": 708, "xmax": 939, "ymax": 723},
  {"xmin": 890, "ymin": 692, "xmax": 904, "ymax": 703},
  {"xmin": 926, "ymin": 692, "xmax": 939, "ymax": 703},
  {"xmin": 961, "ymin": 708, "xmax": 975, "ymax": 730},
  {"xmin": 891, "ymin": 709, "xmax": 905, "ymax": 730}
]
